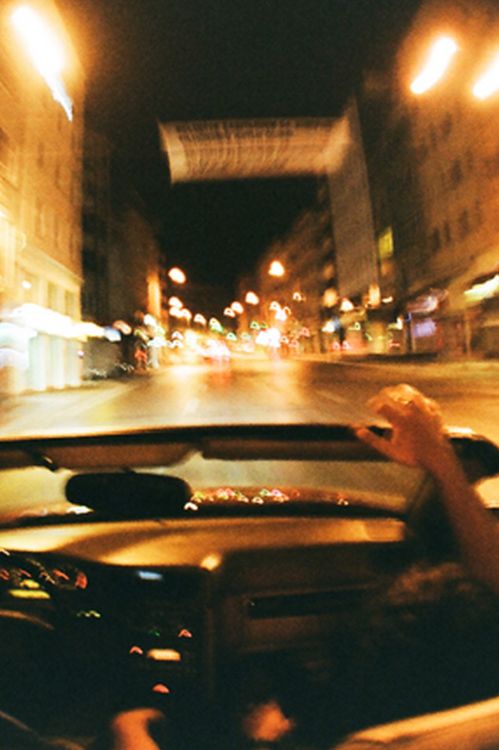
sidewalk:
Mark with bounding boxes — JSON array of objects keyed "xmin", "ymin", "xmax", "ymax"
[{"xmin": 295, "ymin": 352, "xmax": 499, "ymax": 380}]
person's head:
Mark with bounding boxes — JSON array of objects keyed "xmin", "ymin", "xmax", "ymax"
[{"xmin": 354, "ymin": 562, "xmax": 499, "ymax": 730}]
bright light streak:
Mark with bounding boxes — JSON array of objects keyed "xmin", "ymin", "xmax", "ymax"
[
  {"xmin": 168, "ymin": 267, "xmax": 187, "ymax": 284},
  {"xmin": 410, "ymin": 36, "xmax": 458, "ymax": 95},
  {"xmin": 472, "ymin": 52, "xmax": 499, "ymax": 100},
  {"xmin": 339, "ymin": 298, "xmax": 354, "ymax": 312},
  {"xmin": 245, "ymin": 291, "xmax": 259, "ymax": 305},
  {"xmin": 275, "ymin": 307, "xmax": 288, "ymax": 321},
  {"xmin": 464, "ymin": 274, "xmax": 499, "ymax": 302},
  {"xmin": 268, "ymin": 260, "xmax": 285, "ymax": 277},
  {"xmin": 11, "ymin": 5, "xmax": 73, "ymax": 120}
]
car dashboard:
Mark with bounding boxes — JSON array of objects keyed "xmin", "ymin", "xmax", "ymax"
[{"xmin": 0, "ymin": 514, "xmax": 409, "ymax": 744}]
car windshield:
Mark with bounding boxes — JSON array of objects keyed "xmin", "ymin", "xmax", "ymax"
[{"xmin": 0, "ymin": 0, "xmax": 498, "ymax": 496}]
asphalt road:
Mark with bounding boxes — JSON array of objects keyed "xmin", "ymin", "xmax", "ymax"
[{"xmin": 2, "ymin": 355, "xmax": 498, "ymax": 443}]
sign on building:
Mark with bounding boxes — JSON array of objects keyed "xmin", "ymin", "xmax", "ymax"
[{"xmin": 159, "ymin": 117, "xmax": 349, "ymax": 183}]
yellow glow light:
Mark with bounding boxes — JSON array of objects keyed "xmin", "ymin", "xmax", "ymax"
[
  {"xmin": 11, "ymin": 5, "xmax": 73, "ymax": 120},
  {"xmin": 410, "ymin": 36, "xmax": 458, "ymax": 95},
  {"xmin": 340, "ymin": 298, "xmax": 354, "ymax": 312},
  {"xmin": 268, "ymin": 260, "xmax": 285, "ymax": 277},
  {"xmin": 168, "ymin": 267, "xmax": 186, "ymax": 284},
  {"xmin": 473, "ymin": 52, "xmax": 499, "ymax": 100},
  {"xmin": 245, "ymin": 291, "xmax": 259, "ymax": 305}
]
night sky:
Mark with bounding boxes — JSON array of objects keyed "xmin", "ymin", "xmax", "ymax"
[{"xmin": 63, "ymin": 0, "xmax": 420, "ymax": 292}]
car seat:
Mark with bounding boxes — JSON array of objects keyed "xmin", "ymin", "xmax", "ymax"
[{"xmin": 333, "ymin": 695, "xmax": 499, "ymax": 750}]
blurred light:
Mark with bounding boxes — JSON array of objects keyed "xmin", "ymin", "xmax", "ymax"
[
  {"xmin": 322, "ymin": 319, "xmax": 338, "ymax": 333},
  {"xmin": 201, "ymin": 553, "xmax": 222, "ymax": 571},
  {"xmin": 209, "ymin": 317, "xmax": 223, "ymax": 333},
  {"xmin": 147, "ymin": 649, "xmax": 181, "ymax": 662},
  {"xmin": 339, "ymin": 298, "xmax": 354, "ymax": 312},
  {"xmin": 194, "ymin": 313, "xmax": 207, "ymax": 325},
  {"xmin": 368, "ymin": 283, "xmax": 381, "ymax": 307},
  {"xmin": 231, "ymin": 301, "xmax": 244, "ymax": 314},
  {"xmin": 275, "ymin": 307, "xmax": 288, "ymax": 321},
  {"xmin": 269, "ymin": 300, "xmax": 281, "ymax": 311},
  {"xmin": 268, "ymin": 260, "xmax": 285, "ymax": 277},
  {"xmin": 473, "ymin": 52, "xmax": 499, "ymax": 100},
  {"xmin": 245, "ymin": 291, "xmax": 259, "ymax": 305},
  {"xmin": 410, "ymin": 36, "xmax": 458, "ymax": 95},
  {"xmin": 129, "ymin": 646, "xmax": 144, "ymax": 655},
  {"xmin": 21, "ymin": 279, "xmax": 32, "ymax": 290},
  {"xmin": 293, "ymin": 291, "xmax": 305, "ymax": 302},
  {"xmin": 113, "ymin": 320, "xmax": 132, "ymax": 335},
  {"xmin": 143, "ymin": 314, "xmax": 156, "ymax": 326},
  {"xmin": 152, "ymin": 683, "xmax": 171, "ymax": 694},
  {"xmin": 224, "ymin": 307, "xmax": 236, "ymax": 317},
  {"xmin": 179, "ymin": 308, "xmax": 192, "ymax": 321},
  {"xmin": 168, "ymin": 267, "xmax": 186, "ymax": 284},
  {"xmin": 11, "ymin": 5, "xmax": 73, "ymax": 120},
  {"xmin": 464, "ymin": 273, "xmax": 499, "ymax": 302},
  {"xmin": 168, "ymin": 296, "xmax": 183, "ymax": 308},
  {"xmin": 323, "ymin": 288, "xmax": 338, "ymax": 307},
  {"xmin": 103, "ymin": 327, "xmax": 121, "ymax": 343}
]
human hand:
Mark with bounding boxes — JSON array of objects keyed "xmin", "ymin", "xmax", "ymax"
[
  {"xmin": 109, "ymin": 707, "xmax": 165, "ymax": 750},
  {"xmin": 355, "ymin": 384, "xmax": 454, "ymax": 474}
]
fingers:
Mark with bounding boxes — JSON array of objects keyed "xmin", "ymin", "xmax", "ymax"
[
  {"xmin": 368, "ymin": 384, "xmax": 442, "ymax": 425},
  {"xmin": 354, "ymin": 426, "xmax": 398, "ymax": 462}
]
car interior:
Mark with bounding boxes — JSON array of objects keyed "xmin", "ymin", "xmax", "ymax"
[{"xmin": 0, "ymin": 426, "xmax": 497, "ymax": 748}]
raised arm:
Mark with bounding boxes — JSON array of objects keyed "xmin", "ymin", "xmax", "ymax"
[{"xmin": 355, "ymin": 384, "xmax": 499, "ymax": 593}]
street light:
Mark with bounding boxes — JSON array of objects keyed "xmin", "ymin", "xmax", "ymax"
[
  {"xmin": 168, "ymin": 267, "xmax": 187, "ymax": 285},
  {"xmin": 268, "ymin": 260, "xmax": 285, "ymax": 277},
  {"xmin": 230, "ymin": 301, "xmax": 244, "ymax": 314},
  {"xmin": 473, "ymin": 51, "xmax": 499, "ymax": 100},
  {"xmin": 11, "ymin": 4, "xmax": 73, "ymax": 120},
  {"xmin": 410, "ymin": 36, "xmax": 458, "ymax": 95},
  {"xmin": 245, "ymin": 291, "xmax": 259, "ymax": 305}
]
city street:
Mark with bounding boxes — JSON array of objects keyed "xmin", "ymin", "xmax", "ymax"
[{"xmin": 3, "ymin": 356, "xmax": 498, "ymax": 445}]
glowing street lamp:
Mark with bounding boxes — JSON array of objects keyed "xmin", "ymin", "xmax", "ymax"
[
  {"xmin": 231, "ymin": 301, "xmax": 244, "ymax": 314},
  {"xmin": 410, "ymin": 36, "xmax": 458, "ymax": 95},
  {"xmin": 168, "ymin": 267, "xmax": 187, "ymax": 285},
  {"xmin": 268, "ymin": 260, "xmax": 285, "ymax": 277},
  {"xmin": 245, "ymin": 291, "xmax": 259, "ymax": 305},
  {"xmin": 340, "ymin": 298, "xmax": 354, "ymax": 312},
  {"xmin": 11, "ymin": 4, "xmax": 73, "ymax": 120},
  {"xmin": 473, "ymin": 51, "xmax": 499, "ymax": 100}
]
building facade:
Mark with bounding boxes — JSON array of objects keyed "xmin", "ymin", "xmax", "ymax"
[{"xmin": 0, "ymin": 0, "xmax": 85, "ymax": 393}]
